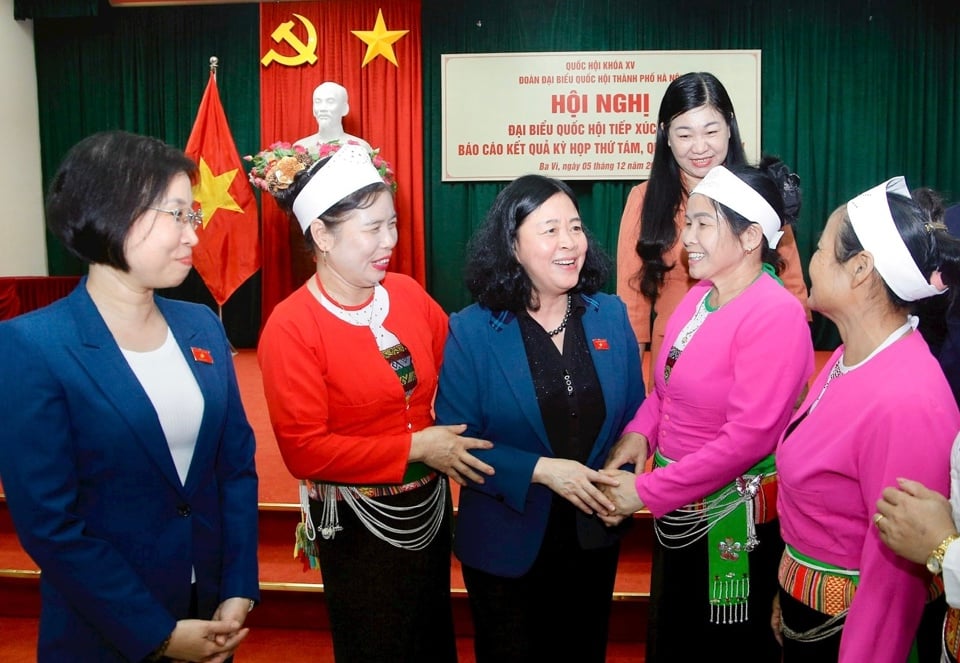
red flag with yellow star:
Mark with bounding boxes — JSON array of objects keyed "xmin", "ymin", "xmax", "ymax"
[
  {"xmin": 185, "ymin": 71, "xmax": 260, "ymax": 306},
  {"xmin": 258, "ymin": 0, "xmax": 423, "ymax": 322}
]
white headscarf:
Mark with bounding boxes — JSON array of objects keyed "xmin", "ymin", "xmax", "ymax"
[
  {"xmin": 291, "ymin": 143, "xmax": 384, "ymax": 232},
  {"xmin": 690, "ymin": 166, "xmax": 784, "ymax": 248},
  {"xmin": 846, "ymin": 177, "xmax": 945, "ymax": 301}
]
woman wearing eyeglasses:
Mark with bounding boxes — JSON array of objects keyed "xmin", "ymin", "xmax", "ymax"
[{"xmin": 0, "ymin": 131, "xmax": 260, "ymax": 662}]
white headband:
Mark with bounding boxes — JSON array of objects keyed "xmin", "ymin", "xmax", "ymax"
[
  {"xmin": 690, "ymin": 166, "xmax": 784, "ymax": 248},
  {"xmin": 291, "ymin": 143, "xmax": 384, "ymax": 232},
  {"xmin": 846, "ymin": 176, "xmax": 944, "ymax": 302}
]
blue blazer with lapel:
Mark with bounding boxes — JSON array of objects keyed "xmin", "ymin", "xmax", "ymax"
[
  {"xmin": 435, "ymin": 292, "xmax": 644, "ymax": 578},
  {"xmin": 0, "ymin": 280, "xmax": 259, "ymax": 662}
]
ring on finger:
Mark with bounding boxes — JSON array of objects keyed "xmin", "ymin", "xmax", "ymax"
[{"xmin": 873, "ymin": 513, "xmax": 885, "ymax": 528}]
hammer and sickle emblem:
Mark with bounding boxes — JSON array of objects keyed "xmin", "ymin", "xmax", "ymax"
[{"xmin": 261, "ymin": 14, "xmax": 318, "ymax": 67}]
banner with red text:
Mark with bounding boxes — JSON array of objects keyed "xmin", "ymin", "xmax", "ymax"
[{"xmin": 442, "ymin": 50, "xmax": 761, "ymax": 181}]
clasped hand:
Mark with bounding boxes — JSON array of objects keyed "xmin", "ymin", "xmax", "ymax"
[
  {"xmin": 595, "ymin": 431, "xmax": 649, "ymax": 526},
  {"xmin": 532, "ymin": 431, "xmax": 648, "ymax": 523},
  {"xmin": 165, "ymin": 597, "xmax": 254, "ymax": 663}
]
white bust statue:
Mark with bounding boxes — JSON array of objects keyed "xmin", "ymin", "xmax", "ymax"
[{"xmin": 294, "ymin": 81, "xmax": 372, "ymax": 152}]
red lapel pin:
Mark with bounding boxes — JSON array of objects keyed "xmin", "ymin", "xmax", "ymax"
[
  {"xmin": 191, "ymin": 347, "xmax": 214, "ymax": 364},
  {"xmin": 592, "ymin": 338, "xmax": 609, "ymax": 350}
]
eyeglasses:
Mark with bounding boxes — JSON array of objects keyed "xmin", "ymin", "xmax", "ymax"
[{"xmin": 150, "ymin": 206, "xmax": 203, "ymax": 231}]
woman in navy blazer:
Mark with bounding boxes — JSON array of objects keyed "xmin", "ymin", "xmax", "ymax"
[
  {"xmin": 0, "ymin": 132, "xmax": 259, "ymax": 662},
  {"xmin": 435, "ymin": 175, "xmax": 645, "ymax": 663}
]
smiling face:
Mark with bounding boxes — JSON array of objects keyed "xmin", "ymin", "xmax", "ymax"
[
  {"xmin": 682, "ymin": 193, "xmax": 751, "ymax": 285},
  {"xmin": 513, "ymin": 191, "xmax": 586, "ymax": 300},
  {"xmin": 666, "ymin": 104, "xmax": 732, "ymax": 185},
  {"xmin": 121, "ymin": 172, "xmax": 198, "ymax": 290},
  {"xmin": 313, "ymin": 189, "xmax": 397, "ymax": 302}
]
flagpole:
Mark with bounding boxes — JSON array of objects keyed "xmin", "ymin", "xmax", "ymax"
[{"xmin": 206, "ymin": 54, "xmax": 236, "ymax": 356}]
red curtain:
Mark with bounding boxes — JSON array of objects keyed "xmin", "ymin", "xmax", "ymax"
[
  {"xmin": 0, "ymin": 276, "xmax": 82, "ymax": 320},
  {"xmin": 259, "ymin": 0, "xmax": 425, "ymax": 324}
]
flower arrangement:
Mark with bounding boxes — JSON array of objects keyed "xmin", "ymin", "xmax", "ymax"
[{"xmin": 244, "ymin": 140, "xmax": 397, "ymax": 196}]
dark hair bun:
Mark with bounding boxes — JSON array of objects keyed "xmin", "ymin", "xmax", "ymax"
[
  {"xmin": 911, "ymin": 187, "xmax": 945, "ymax": 225},
  {"xmin": 760, "ymin": 156, "xmax": 801, "ymax": 226}
]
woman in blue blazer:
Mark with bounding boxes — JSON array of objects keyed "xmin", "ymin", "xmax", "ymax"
[
  {"xmin": 435, "ymin": 175, "xmax": 645, "ymax": 663},
  {"xmin": 0, "ymin": 132, "xmax": 259, "ymax": 662}
]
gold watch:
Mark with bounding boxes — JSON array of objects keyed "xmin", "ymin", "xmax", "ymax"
[{"xmin": 926, "ymin": 533, "xmax": 960, "ymax": 575}]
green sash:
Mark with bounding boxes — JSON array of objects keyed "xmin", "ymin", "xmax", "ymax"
[{"xmin": 655, "ymin": 451, "xmax": 776, "ymax": 624}]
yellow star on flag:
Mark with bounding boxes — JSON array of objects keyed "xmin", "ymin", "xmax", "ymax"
[
  {"xmin": 351, "ymin": 9, "xmax": 409, "ymax": 67},
  {"xmin": 193, "ymin": 157, "xmax": 244, "ymax": 228}
]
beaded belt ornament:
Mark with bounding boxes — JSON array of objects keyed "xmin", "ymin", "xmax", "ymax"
[
  {"xmin": 294, "ymin": 472, "xmax": 446, "ymax": 570},
  {"xmin": 305, "ymin": 473, "xmax": 437, "ymax": 501},
  {"xmin": 683, "ymin": 474, "xmax": 779, "ymax": 526}
]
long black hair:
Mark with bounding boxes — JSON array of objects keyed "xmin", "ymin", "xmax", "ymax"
[
  {"xmin": 636, "ymin": 72, "xmax": 746, "ymax": 301},
  {"xmin": 464, "ymin": 175, "xmax": 610, "ymax": 312}
]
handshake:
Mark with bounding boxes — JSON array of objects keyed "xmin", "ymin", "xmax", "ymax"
[{"xmin": 532, "ymin": 432, "xmax": 648, "ymax": 526}]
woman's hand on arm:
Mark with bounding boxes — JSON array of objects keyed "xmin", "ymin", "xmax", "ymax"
[
  {"xmin": 410, "ymin": 424, "xmax": 495, "ymax": 486},
  {"xmin": 875, "ymin": 478, "xmax": 958, "ymax": 564},
  {"xmin": 603, "ymin": 432, "xmax": 649, "ymax": 471},
  {"xmin": 532, "ymin": 457, "xmax": 620, "ymax": 515}
]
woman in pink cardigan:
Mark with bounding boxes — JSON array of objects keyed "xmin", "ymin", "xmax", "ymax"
[
  {"xmin": 615, "ymin": 72, "xmax": 808, "ymax": 391},
  {"xmin": 772, "ymin": 180, "xmax": 960, "ymax": 662},
  {"xmin": 601, "ymin": 160, "xmax": 813, "ymax": 662}
]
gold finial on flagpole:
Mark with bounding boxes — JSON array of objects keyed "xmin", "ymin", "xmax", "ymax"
[{"xmin": 209, "ymin": 56, "xmax": 219, "ymax": 80}]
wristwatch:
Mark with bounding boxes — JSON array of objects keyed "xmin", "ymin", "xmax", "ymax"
[{"xmin": 926, "ymin": 533, "xmax": 960, "ymax": 575}]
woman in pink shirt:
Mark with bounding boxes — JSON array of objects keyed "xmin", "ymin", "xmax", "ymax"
[
  {"xmin": 773, "ymin": 180, "xmax": 960, "ymax": 662},
  {"xmin": 615, "ymin": 72, "xmax": 808, "ymax": 391},
  {"xmin": 602, "ymin": 160, "xmax": 813, "ymax": 662}
]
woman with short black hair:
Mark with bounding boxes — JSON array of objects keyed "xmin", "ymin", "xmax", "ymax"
[{"xmin": 0, "ymin": 130, "xmax": 260, "ymax": 662}]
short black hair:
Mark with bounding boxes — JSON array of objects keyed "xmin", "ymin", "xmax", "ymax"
[
  {"xmin": 46, "ymin": 130, "xmax": 197, "ymax": 270},
  {"xmin": 464, "ymin": 174, "xmax": 611, "ymax": 312}
]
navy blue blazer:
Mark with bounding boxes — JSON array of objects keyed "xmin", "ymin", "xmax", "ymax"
[
  {"xmin": 0, "ymin": 280, "xmax": 259, "ymax": 662},
  {"xmin": 435, "ymin": 292, "xmax": 644, "ymax": 578}
]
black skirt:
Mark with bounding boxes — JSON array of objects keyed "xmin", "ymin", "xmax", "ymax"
[
  {"xmin": 779, "ymin": 585, "xmax": 946, "ymax": 662},
  {"xmin": 311, "ymin": 476, "xmax": 457, "ymax": 663},
  {"xmin": 461, "ymin": 496, "xmax": 620, "ymax": 663},
  {"xmin": 646, "ymin": 517, "xmax": 784, "ymax": 663}
]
